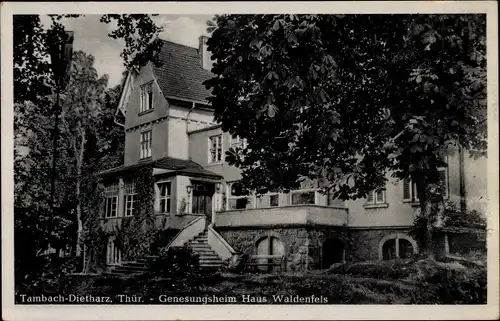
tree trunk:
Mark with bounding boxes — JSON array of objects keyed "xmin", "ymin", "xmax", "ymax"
[
  {"xmin": 75, "ymin": 128, "xmax": 86, "ymax": 265},
  {"xmin": 414, "ymin": 172, "xmax": 445, "ymax": 260}
]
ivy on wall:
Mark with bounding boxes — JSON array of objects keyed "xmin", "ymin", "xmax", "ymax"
[
  {"xmin": 81, "ymin": 175, "xmax": 111, "ymax": 273},
  {"xmin": 114, "ymin": 165, "xmax": 156, "ymax": 261}
]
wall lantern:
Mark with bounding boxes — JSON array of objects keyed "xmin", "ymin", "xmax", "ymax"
[{"xmin": 186, "ymin": 185, "xmax": 192, "ymax": 194}]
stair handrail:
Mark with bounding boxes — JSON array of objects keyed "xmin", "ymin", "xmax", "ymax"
[
  {"xmin": 207, "ymin": 224, "xmax": 237, "ymax": 260},
  {"xmin": 166, "ymin": 216, "xmax": 206, "ymax": 249}
]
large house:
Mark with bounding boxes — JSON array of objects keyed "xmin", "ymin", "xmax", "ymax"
[{"xmin": 97, "ymin": 36, "xmax": 488, "ymax": 271}]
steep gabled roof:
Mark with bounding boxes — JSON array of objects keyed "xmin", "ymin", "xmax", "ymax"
[
  {"xmin": 97, "ymin": 156, "xmax": 222, "ymax": 179},
  {"xmin": 152, "ymin": 39, "xmax": 214, "ymax": 104}
]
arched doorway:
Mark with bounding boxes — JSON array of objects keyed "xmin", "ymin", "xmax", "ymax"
[
  {"xmin": 255, "ymin": 236, "xmax": 285, "ymax": 271},
  {"xmin": 322, "ymin": 238, "xmax": 345, "ymax": 269}
]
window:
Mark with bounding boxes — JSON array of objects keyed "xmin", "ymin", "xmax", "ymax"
[
  {"xmin": 124, "ymin": 181, "xmax": 136, "ymax": 217},
  {"xmin": 366, "ymin": 189, "xmax": 386, "ymax": 205},
  {"xmin": 104, "ymin": 183, "xmax": 118, "ymax": 218},
  {"xmin": 403, "ymin": 178, "xmax": 418, "ymax": 202},
  {"xmin": 230, "ymin": 134, "xmax": 248, "ymax": 149},
  {"xmin": 140, "ymin": 82, "xmax": 153, "ymax": 112},
  {"xmin": 227, "ymin": 182, "xmax": 252, "ymax": 210},
  {"xmin": 380, "ymin": 234, "xmax": 416, "ymax": 260},
  {"xmin": 157, "ymin": 182, "xmax": 171, "ymax": 213},
  {"xmin": 403, "ymin": 167, "xmax": 448, "ymax": 202},
  {"xmin": 269, "ymin": 194, "xmax": 279, "ymax": 207},
  {"xmin": 140, "ymin": 130, "xmax": 152, "ymax": 159},
  {"xmin": 290, "ymin": 190, "xmax": 316, "ymax": 205},
  {"xmin": 209, "ymin": 135, "xmax": 223, "ymax": 163}
]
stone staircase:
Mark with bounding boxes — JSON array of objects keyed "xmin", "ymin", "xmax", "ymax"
[
  {"xmin": 105, "ymin": 231, "xmax": 224, "ymax": 275},
  {"xmin": 186, "ymin": 230, "xmax": 224, "ymax": 270},
  {"xmin": 106, "ymin": 258, "xmax": 150, "ymax": 276}
]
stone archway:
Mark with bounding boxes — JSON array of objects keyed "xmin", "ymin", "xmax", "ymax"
[
  {"xmin": 378, "ymin": 233, "xmax": 418, "ymax": 260},
  {"xmin": 321, "ymin": 238, "xmax": 345, "ymax": 269},
  {"xmin": 255, "ymin": 236, "xmax": 285, "ymax": 272}
]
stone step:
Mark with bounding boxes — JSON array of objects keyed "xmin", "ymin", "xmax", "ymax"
[
  {"xmin": 200, "ymin": 260, "xmax": 223, "ymax": 265},
  {"xmin": 110, "ymin": 266, "xmax": 148, "ymax": 273},
  {"xmin": 188, "ymin": 241, "xmax": 210, "ymax": 245},
  {"xmin": 121, "ymin": 262, "xmax": 148, "ymax": 268},
  {"xmin": 189, "ymin": 246, "xmax": 212, "ymax": 251},
  {"xmin": 188, "ymin": 243, "xmax": 211, "ymax": 249},
  {"xmin": 200, "ymin": 263, "xmax": 223, "ymax": 269},
  {"xmin": 197, "ymin": 253, "xmax": 220, "ymax": 258}
]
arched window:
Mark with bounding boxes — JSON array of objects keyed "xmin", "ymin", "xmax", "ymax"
[
  {"xmin": 382, "ymin": 238, "xmax": 397, "ymax": 260},
  {"xmin": 379, "ymin": 234, "xmax": 417, "ymax": 260},
  {"xmin": 255, "ymin": 236, "xmax": 285, "ymax": 271}
]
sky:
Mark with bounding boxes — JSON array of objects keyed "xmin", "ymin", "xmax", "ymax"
[{"xmin": 40, "ymin": 15, "xmax": 213, "ymax": 88}]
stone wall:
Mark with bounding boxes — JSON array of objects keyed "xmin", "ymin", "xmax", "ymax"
[
  {"xmin": 217, "ymin": 226, "xmax": 349, "ymax": 271},
  {"xmin": 348, "ymin": 228, "xmax": 414, "ymax": 262}
]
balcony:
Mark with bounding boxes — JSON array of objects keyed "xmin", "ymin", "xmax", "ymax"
[{"xmin": 214, "ymin": 205, "xmax": 348, "ymax": 228}]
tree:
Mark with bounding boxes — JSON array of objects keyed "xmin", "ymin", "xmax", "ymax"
[
  {"xmin": 205, "ymin": 14, "xmax": 486, "ymax": 258},
  {"xmin": 61, "ymin": 51, "xmax": 109, "ymax": 259},
  {"xmin": 13, "ymin": 14, "xmax": 160, "ymax": 278}
]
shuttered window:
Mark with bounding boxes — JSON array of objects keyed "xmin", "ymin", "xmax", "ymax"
[
  {"xmin": 403, "ymin": 178, "xmax": 417, "ymax": 202},
  {"xmin": 403, "ymin": 164, "xmax": 448, "ymax": 202},
  {"xmin": 438, "ymin": 168, "xmax": 448, "ymax": 198},
  {"xmin": 366, "ymin": 189, "xmax": 386, "ymax": 205}
]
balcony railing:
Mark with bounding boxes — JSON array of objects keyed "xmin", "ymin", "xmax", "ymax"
[{"xmin": 215, "ymin": 205, "xmax": 348, "ymax": 228}]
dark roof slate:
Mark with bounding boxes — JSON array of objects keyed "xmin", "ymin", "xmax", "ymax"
[
  {"xmin": 97, "ymin": 156, "xmax": 221, "ymax": 179},
  {"xmin": 152, "ymin": 39, "xmax": 213, "ymax": 104}
]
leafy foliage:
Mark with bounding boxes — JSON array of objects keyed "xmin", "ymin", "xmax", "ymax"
[
  {"xmin": 14, "ymin": 14, "xmax": 160, "ymax": 279},
  {"xmin": 114, "ymin": 166, "xmax": 156, "ymax": 260},
  {"xmin": 205, "ymin": 14, "xmax": 487, "ymax": 255},
  {"xmin": 148, "ymin": 246, "xmax": 200, "ymax": 277},
  {"xmin": 100, "ymin": 14, "xmax": 164, "ymax": 69},
  {"xmin": 441, "ymin": 201, "xmax": 487, "ymax": 229}
]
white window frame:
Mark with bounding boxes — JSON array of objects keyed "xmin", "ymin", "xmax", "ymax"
[
  {"xmin": 156, "ymin": 181, "xmax": 172, "ymax": 214},
  {"xmin": 437, "ymin": 167, "xmax": 449, "ymax": 199},
  {"xmin": 140, "ymin": 130, "xmax": 152, "ymax": 159},
  {"xmin": 124, "ymin": 181, "xmax": 136, "ymax": 217},
  {"xmin": 366, "ymin": 189, "xmax": 386, "ymax": 205},
  {"xmin": 289, "ymin": 189, "xmax": 318, "ymax": 205},
  {"xmin": 104, "ymin": 183, "xmax": 119, "ymax": 218},
  {"xmin": 105, "ymin": 196, "xmax": 118, "ymax": 218},
  {"xmin": 230, "ymin": 134, "xmax": 248, "ymax": 149},
  {"xmin": 268, "ymin": 193, "xmax": 280, "ymax": 207},
  {"xmin": 140, "ymin": 82, "xmax": 153, "ymax": 112},
  {"xmin": 209, "ymin": 134, "xmax": 223, "ymax": 164},
  {"xmin": 226, "ymin": 182, "xmax": 253, "ymax": 210},
  {"xmin": 403, "ymin": 168, "xmax": 448, "ymax": 202}
]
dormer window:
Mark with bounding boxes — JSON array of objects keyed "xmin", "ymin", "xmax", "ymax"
[{"xmin": 140, "ymin": 82, "xmax": 153, "ymax": 113}]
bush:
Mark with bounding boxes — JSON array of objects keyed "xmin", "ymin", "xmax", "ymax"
[
  {"xmin": 442, "ymin": 201, "xmax": 486, "ymax": 229},
  {"xmin": 329, "ymin": 260, "xmax": 413, "ymax": 280},
  {"xmin": 148, "ymin": 245, "xmax": 200, "ymax": 277},
  {"xmin": 407, "ymin": 259, "xmax": 486, "ymax": 304},
  {"xmin": 149, "ymin": 229, "xmax": 180, "ymax": 256}
]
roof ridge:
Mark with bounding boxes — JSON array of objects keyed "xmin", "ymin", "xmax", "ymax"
[{"xmin": 159, "ymin": 38, "xmax": 200, "ymax": 50}]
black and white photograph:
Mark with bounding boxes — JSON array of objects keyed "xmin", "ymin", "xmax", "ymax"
[{"xmin": 2, "ymin": 1, "xmax": 498, "ymax": 320}]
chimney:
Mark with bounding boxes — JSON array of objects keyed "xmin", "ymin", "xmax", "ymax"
[{"xmin": 199, "ymin": 35, "xmax": 213, "ymax": 70}]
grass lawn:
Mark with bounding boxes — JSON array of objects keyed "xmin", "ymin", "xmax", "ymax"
[{"xmin": 15, "ymin": 259, "xmax": 486, "ymax": 304}]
